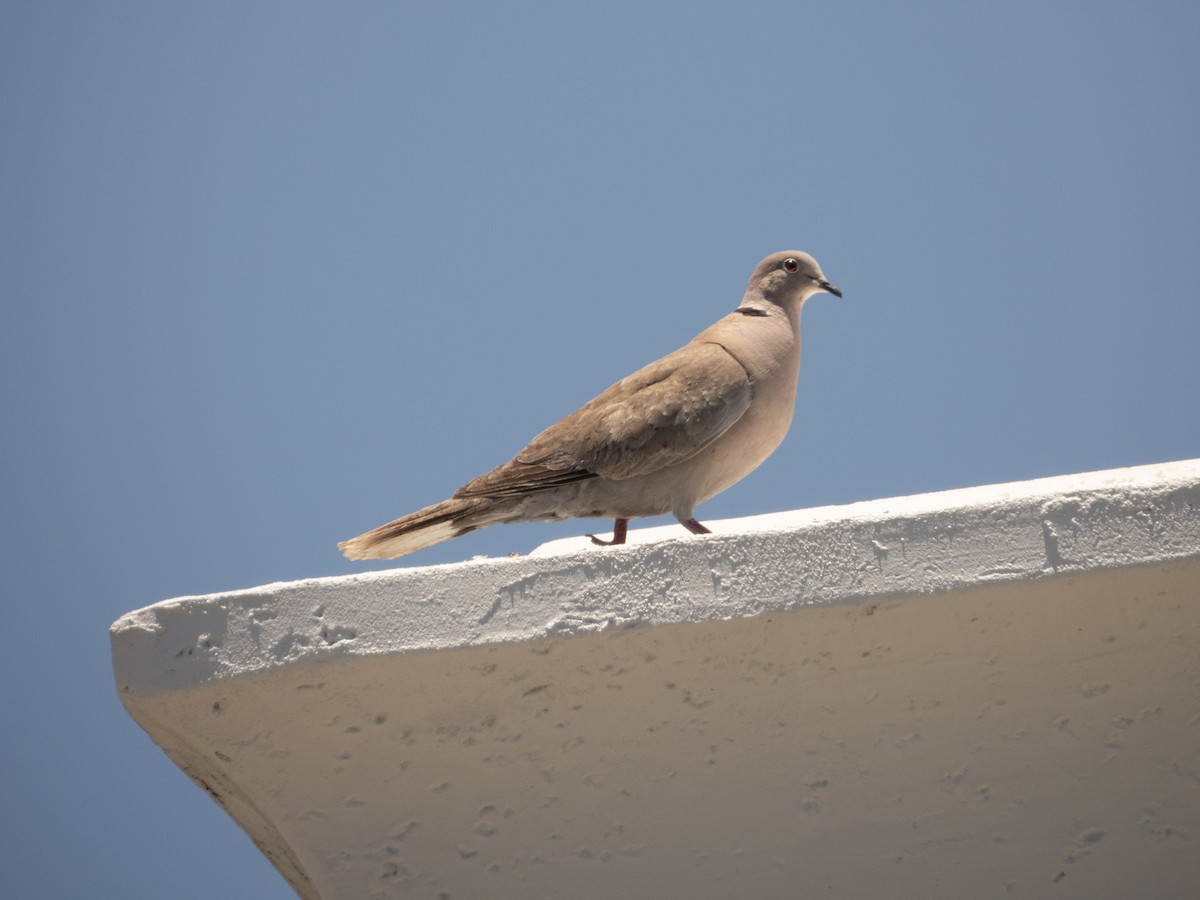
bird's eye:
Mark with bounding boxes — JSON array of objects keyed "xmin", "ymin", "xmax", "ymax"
[{"xmin": 783, "ymin": 258, "xmax": 799, "ymax": 273}]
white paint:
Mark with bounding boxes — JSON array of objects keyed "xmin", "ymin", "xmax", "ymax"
[{"xmin": 112, "ymin": 459, "xmax": 1200, "ymax": 899}]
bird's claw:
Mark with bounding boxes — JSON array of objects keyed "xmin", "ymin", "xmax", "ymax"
[{"xmin": 587, "ymin": 518, "xmax": 629, "ymax": 547}]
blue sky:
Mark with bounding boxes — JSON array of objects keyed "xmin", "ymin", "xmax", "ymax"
[{"xmin": 3, "ymin": 2, "xmax": 1197, "ymax": 896}]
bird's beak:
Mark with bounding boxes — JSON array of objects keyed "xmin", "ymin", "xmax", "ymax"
[{"xmin": 818, "ymin": 279, "xmax": 842, "ymax": 298}]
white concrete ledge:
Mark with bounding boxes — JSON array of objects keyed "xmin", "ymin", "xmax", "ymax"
[{"xmin": 112, "ymin": 460, "xmax": 1200, "ymax": 899}]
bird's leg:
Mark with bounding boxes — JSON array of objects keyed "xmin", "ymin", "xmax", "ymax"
[
  {"xmin": 680, "ymin": 518, "xmax": 711, "ymax": 535},
  {"xmin": 587, "ymin": 518, "xmax": 629, "ymax": 547}
]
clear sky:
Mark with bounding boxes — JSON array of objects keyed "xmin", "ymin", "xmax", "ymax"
[{"xmin": 3, "ymin": 2, "xmax": 1197, "ymax": 896}]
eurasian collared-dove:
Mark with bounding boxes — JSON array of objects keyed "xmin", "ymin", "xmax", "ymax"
[{"xmin": 339, "ymin": 251, "xmax": 841, "ymax": 559}]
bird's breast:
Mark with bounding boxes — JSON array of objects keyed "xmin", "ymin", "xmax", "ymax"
[{"xmin": 666, "ymin": 323, "xmax": 802, "ymax": 508}]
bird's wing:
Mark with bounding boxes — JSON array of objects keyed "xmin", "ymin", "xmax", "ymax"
[{"xmin": 455, "ymin": 340, "xmax": 751, "ymax": 498}]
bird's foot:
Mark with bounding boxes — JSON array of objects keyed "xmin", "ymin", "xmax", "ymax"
[
  {"xmin": 680, "ymin": 518, "xmax": 711, "ymax": 535},
  {"xmin": 587, "ymin": 518, "xmax": 629, "ymax": 546}
]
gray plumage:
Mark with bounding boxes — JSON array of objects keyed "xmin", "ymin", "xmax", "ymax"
[{"xmin": 339, "ymin": 251, "xmax": 840, "ymax": 560}]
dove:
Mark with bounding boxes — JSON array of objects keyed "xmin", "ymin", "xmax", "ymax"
[{"xmin": 339, "ymin": 251, "xmax": 841, "ymax": 560}]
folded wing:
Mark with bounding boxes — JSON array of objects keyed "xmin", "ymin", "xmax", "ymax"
[{"xmin": 456, "ymin": 341, "xmax": 752, "ymax": 498}]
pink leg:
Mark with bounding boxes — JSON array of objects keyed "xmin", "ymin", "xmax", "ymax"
[
  {"xmin": 588, "ymin": 518, "xmax": 629, "ymax": 546},
  {"xmin": 680, "ymin": 518, "xmax": 711, "ymax": 535}
]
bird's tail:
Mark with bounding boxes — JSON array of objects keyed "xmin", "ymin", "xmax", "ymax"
[{"xmin": 338, "ymin": 496, "xmax": 503, "ymax": 560}]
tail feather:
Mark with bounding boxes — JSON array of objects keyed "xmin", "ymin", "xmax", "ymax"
[{"xmin": 338, "ymin": 497, "xmax": 499, "ymax": 560}]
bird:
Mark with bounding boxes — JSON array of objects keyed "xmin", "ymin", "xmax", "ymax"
[{"xmin": 339, "ymin": 250, "xmax": 841, "ymax": 560}]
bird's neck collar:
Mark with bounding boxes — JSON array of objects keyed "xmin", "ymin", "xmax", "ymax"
[{"xmin": 739, "ymin": 289, "xmax": 806, "ymax": 327}]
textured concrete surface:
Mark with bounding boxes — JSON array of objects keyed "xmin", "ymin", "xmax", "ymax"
[{"xmin": 112, "ymin": 460, "xmax": 1200, "ymax": 898}]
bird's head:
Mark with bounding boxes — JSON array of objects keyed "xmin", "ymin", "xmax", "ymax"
[{"xmin": 747, "ymin": 251, "xmax": 841, "ymax": 308}]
